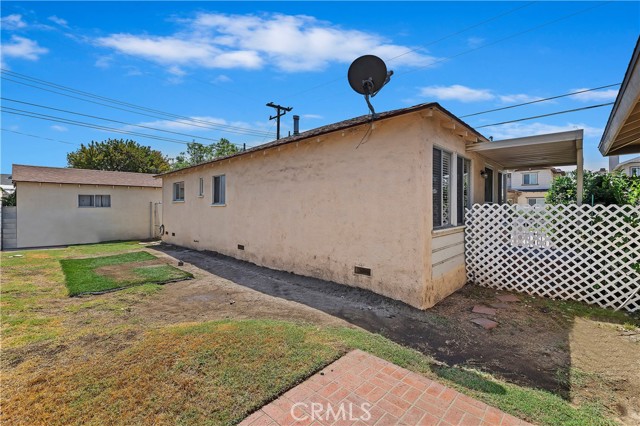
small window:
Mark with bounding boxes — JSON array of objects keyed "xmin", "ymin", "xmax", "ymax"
[
  {"xmin": 198, "ymin": 177, "xmax": 204, "ymax": 197},
  {"xmin": 522, "ymin": 173, "xmax": 538, "ymax": 185},
  {"xmin": 79, "ymin": 194, "xmax": 110, "ymax": 208},
  {"xmin": 212, "ymin": 175, "xmax": 226, "ymax": 205},
  {"xmin": 78, "ymin": 195, "xmax": 94, "ymax": 207},
  {"xmin": 527, "ymin": 197, "xmax": 545, "ymax": 206},
  {"xmin": 433, "ymin": 147, "xmax": 452, "ymax": 228},
  {"xmin": 95, "ymin": 195, "xmax": 111, "ymax": 208},
  {"xmin": 630, "ymin": 167, "xmax": 640, "ymax": 177},
  {"xmin": 173, "ymin": 181, "xmax": 185, "ymax": 201}
]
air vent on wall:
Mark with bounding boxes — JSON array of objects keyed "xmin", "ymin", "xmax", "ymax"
[
  {"xmin": 354, "ymin": 266, "xmax": 371, "ymax": 277},
  {"xmin": 238, "ymin": 244, "xmax": 245, "ymax": 250}
]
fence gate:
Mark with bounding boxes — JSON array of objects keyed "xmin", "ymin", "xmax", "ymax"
[{"xmin": 465, "ymin": 204, "xmax": 640, "ymax": 312}]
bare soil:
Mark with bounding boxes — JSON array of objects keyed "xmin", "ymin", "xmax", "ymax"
[{"xmin": 143, "ymin": 244, "xmax": 640, "ymax": 425}]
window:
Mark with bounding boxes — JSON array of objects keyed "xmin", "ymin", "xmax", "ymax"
[
  {"xmin": 198, "ymin": 177, "xmax": 204, "ymax": 197},
  {"xmin": 527, "ymin": 197, "xmax": 545, "ymax": 206},
  {"xmin": 95, "ymin": 195, "xmax": 111, "ymax": 207},
  {"xmin": 433, "ymin": 147, "xmax": 451, "ymax": 228},
  {"xmin": 522, "ymin": 173, "xmax": 538, "ymax": 185},
  {"xmin": 484, "ymin": 167, "xmax": 494, "ymax": 203},
  {"xmin": 78, "ymin": 194, "xmax": 110, "ymax": 208},
  {"xmin": 456, "ymin": 156, "xmax": 471, "ymax": 224},
  {"xmin": 630, "ymin": 167, "xmax": 640, "ymax": 177},
  {"xmin": 212, "ymin": 175, "xmax": 226, "ymax": 205},
  {"xmin": 173, "ymin": 181, "xmax": 185, "ymax": 201}
]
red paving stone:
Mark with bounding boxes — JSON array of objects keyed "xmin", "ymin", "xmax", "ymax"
[
  {"xmin": 239, "ymin": 350, "xmax": 532, "ymax": 426},
  {"xmin": 472, "ymin": 305, "xmax": 498, "ymax": 316},
  {"xmin": 496, "ymin": 294, "xmax": 520, "ymax": 303},
  {"xmin": 470, "ymin": 318, "xmax": 499, "ymax": 330}
]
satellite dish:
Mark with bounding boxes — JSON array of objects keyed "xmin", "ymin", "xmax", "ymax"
[{"xmin": 347, "ymin": 55, "xmax": 393, "ymax": 116}]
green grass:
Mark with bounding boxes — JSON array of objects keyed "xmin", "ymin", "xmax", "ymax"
[{"xmin": 59, "ymin": 251, "xmax": 192, "ymax": 296}]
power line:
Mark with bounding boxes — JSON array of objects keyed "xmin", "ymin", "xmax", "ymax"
[
  {"xmin": 0, "ymin": 69, "xmax": 276, "ymax": 138},
  {"xmin": 1, "ymin": 128, "xmax": 79, "ymax": 146},
  {"xmin": 1, "ymin": 107, "xmax": 197, "ymax": 145},
  {"xmin": 461, "ymin": 84, "xmax": 621, "ymax": 118},
  {"xmin": 1, "ymin": 97, "xmax": 249, "ymax": 147},
  {"xmin": 476, "ymin": 102, "xmax": 614, "ymax": 128}
]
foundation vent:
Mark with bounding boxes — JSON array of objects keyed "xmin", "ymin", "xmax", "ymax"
[
  {"xmin": 237, "ymin": 244, "xmax": 245, "ymax": 250},
  {"xmin": 171, "ymin": 232, "xmax": 175, "ymax": 236},
  {"xmin": 354, "ymin": 266, "xmax": 371, "ymax": 277}
]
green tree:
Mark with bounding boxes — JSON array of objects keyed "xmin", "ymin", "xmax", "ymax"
[
  {"xmin": 546, "ymin": 170, "xmax": 640, "ymax": 206},
  {"xmin": 67, "ymin": 139, "xmax": 170, "ymax": 173},
  {"xmin": 171, "ymin": 138, "xmax": 239, "ymax": 170},
  {"xmin": 1, "ymin": 190, "xmax": 16, "ymax": 206}
]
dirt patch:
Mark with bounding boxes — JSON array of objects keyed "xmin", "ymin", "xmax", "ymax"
[
  {"xmin": 149, "ymin": 244, "xmax": 640, "ymax": 424},
  {"xmin": 93, "ymin": 259, "xmax": 167, "ymax": 281}
]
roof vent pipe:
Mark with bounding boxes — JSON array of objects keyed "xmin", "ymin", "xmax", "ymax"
[{"xmin": 293, "ymin": 115, "xmax": 300, "ymax": 136}]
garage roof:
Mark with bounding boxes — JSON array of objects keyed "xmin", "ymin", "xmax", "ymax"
[{"xmin": 12, "ymin": 165, "xmax": 161, "ymax": 187}]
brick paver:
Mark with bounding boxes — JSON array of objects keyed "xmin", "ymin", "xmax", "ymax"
[{"xmin": 239, "ymin": 350, "xmax": 532, "ymax": 426}]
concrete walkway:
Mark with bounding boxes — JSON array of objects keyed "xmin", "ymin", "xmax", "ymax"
[{"xmin": 240, "ymin": 350, "xmax": 532, "ymax": 426}]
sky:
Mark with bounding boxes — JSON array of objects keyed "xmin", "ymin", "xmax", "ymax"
[{"xmin": 1, "ymin": 1, "xmax": 639, "ymax": 174}]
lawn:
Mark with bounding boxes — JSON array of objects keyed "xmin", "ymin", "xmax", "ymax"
[
  {"xmin": 0, "ymin": 241, "xmax": 632, "ymax": 426},
  {"xmin": 60, "ymin": 251, "xmax": 192, "ymax": 296}
]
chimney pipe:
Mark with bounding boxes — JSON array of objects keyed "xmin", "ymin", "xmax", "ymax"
[{"xmin": 293, "ymin": 115, "xmax": 300, "ymax": 136}]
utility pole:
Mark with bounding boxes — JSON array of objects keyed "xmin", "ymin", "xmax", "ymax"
[{"xmin": 266, "ymin": 102, "xmax": 292, "ymax": 140}]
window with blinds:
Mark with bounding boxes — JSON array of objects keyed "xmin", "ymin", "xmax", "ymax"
[
  {"xmin": 457, "ymin": 157, "xmax": 471, "ymax": 224},
  {"xmin": 433, "ymin": 147, "xmax": 452, "ymax": 228}
]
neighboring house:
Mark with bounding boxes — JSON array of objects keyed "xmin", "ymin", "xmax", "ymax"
[
  {"xmin": 506, "ymin": 168, "xmax": 565, "ymax": 206},
  {"xmin": 613, "ymin": 156, "xmax": 640, "ymax": 176},
  {"xmin": 157, "ymin": 102, "xmax": 584, "ymax": 310},
  {"xmin": 9, "ymin": 165, "xmax": 162, "ymax": 249},
  {"xmin": 1, "ymin": 174, "xmax": 14, "ymax": 195},
  {"xmin": 600, "ymin": 36, "xmax": 639, "ymax": 156}
]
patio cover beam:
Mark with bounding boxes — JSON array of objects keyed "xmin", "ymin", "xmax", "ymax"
[{"xmin": 466, "ymin": 129, "xmax": 584, "ymax": 204}]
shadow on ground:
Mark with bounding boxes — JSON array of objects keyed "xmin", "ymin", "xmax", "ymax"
[{"xmin": 151, "ymin": 244, "xmax": 637, "ymax": 406}]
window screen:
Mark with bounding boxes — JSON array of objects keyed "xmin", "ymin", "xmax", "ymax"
[
  {"xmin": 432, "ymin": 148, "xmax": 442, "ymax": 228},
  {"xmin": 523, "ymin": 173, "xmax": 538, "ymax": 185},
  {"xmin": 95, "ymin": 195, "xmax": 111, "ymax": 208},
  {"xmin": 213, "ymin": 175, "xmax": 226, "ymax": 205},
  {"xmin": 433, "ymin": 148, "xmax": 453, "ymax": 228},
  {"xmin": 457, "ymin": 157, "xmax": 471, "ymax": 224},
  {"xmin": 198, "ymin": 177, "xmax": 204, "ymax": 196}
]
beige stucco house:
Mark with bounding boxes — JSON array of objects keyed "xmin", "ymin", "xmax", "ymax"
[
  {"xmin": 158, "ymin": 102, "xmax": 584, "ymax": 309},
  {"xmin": 9, "ymin": 165, "xmax": 162, "ymax": 249}
]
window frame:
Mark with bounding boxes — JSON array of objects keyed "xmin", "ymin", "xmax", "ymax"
[
  {"xmin": 198, "ymin": 177, "xmax": 204, "ymax": 197},
  {"xmin": 527, "ymin": 197, "xmax": 545, "ymax": 206},
  {"xmin": 456, "ymin": 155, "xmax": 472, "ymax": 225},
  {"xmin": 522, "ymin": 172, "xmax": 539, "ymax": 185},
  {"xmin": 173, "ymin": 181, "xmax": 185, "ymax": 202},
  {"xmin": 78, "ymin": 194, "xmax": 110, "ymax": 208},
  {"xmin": 212, "ymin": 174, "xmax": 226, "ymax": 206},
  {"xmin": 630, "ymin": 167, "xmax": 640, "ymax": 177}
]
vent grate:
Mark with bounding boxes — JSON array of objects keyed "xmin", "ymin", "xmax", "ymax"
[
  {"xmin": 354, "ymin": 266, "xmax": 371, "ymax": 276},
  {"xmin": 237, "ymin": 244, "xmax": 245, "ymax": 250}
]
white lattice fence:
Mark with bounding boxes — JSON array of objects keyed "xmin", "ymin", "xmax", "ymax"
[{"xmin": 465, "ymin": 203, "xmax": 640, "ymax": 312}]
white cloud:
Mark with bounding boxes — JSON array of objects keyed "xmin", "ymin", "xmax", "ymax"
[
  {"xmin": 569, "ymin": 88, "xmax": 618, "ymax": 102},
  {"xmin": 96, "ymin": 12, "xmax": 437, "ymax": 73},
  {"xmin": 302, "ymin": 114, "xmax": 323, "ymax": 120},
  {"xmin": 48, "ymin": 15, "xmax": 68, "ymax": 27},
  {"xmin": 50, "ymin": 125, "xmax": 68, "ymax": 132},
  {"xmin": 420, "ymin": 84, "xmax": 494, "ymax": 102},
  {"xmin": 126, "ymin": 116, "xmax": 255, "ymax": 133},
  {"xmin": 467, "ymin": 37, "xmax": 484, "ymax": 48},
  {"xmin": 167, "ymin": 65, "xmax": 186, "ymax": 76},
  {"xmin": 498, "ymin": 93, "xmax": 542, "ymax": 103},
  {"xmin": 1, "ymin": 14, "xmax": 27, "ymax": 30},
  {"xmin": 213, "ymin": 74, "xmax": 232, "ymax": 83},
  {"xmin": 482, "ymin": 122, "xmax": 603, "ymax": 141},
  {"xmin": 94, "ymin": 55, "xmax": 113, "ymax": 68},
  {"xmin": 1, "ymin": 36, "xmax": 48, "ymax": 61}
]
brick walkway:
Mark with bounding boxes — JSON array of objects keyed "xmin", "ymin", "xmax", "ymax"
[{"xmin": 239, "ymin": 350, "xmax": 532, "ymax": 426}]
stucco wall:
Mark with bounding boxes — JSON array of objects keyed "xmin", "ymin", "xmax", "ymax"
[
  {"xmin": 16, "ymin": 182, "xmax": 161, "ymax": 248},
  {"xmin": 162, "ymin": 111, "xmax": 500, "ymax": 309}
]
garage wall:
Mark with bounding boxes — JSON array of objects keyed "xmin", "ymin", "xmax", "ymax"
[{"xmin": 16, "ymin": 182, "xmax": 161, "ymax": 248}]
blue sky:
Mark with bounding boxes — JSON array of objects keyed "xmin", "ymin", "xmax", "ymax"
[{"xmin": 1, "ymin": 1, "xmax": 639, "ymax": 174}]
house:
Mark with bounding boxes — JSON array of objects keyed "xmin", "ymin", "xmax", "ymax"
[
  {"xmin": 1, "ymin": 174, "xmax": 14, "ymax": 195},
  {"xmin": 157, "ymin": 102, "xmax": 584, "ymax": 309},
  {"xmin": 7, "ymin": 165, "xmax": 162, "ymax": 249},
  {"xmin": 612, "ymin": 156, "xmax": 640, "ymax": 176},
  {"xmin": 505, "ymin": 167, "xmax": 565, "ymax": 206},
  {"xmin": 600, "ymin": 36, "xmax": 640, "ymax": 157}
]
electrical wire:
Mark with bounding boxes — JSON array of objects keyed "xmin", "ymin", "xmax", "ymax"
[
  {"xmin": 475, "ymin": 102, "xmax": 614, "ymax": 128},
  {"xmin": 460, "ymin": 84, "xmax": 621, "ymax": 118},
  {"xmin": 1, "ymin": 69, "xmax": 275, "ymax": 138},
  {"xmin": 1, "ymin": 128, "xmax": 79, "ymax": 146}
]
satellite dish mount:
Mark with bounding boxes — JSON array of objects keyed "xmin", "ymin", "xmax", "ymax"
[{"xmin": 348, "ymin": 55, "xmax": 393, "ymax": 118}]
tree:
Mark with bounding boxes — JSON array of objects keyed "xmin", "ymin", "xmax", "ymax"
[
  {"xmin": 67, "ymin": 139, "xmax": 171, "ymax": 173},
  {"xmin": 546, "ymin": 170, "xmax": 640, "ymax": 206},
  {"xmin": 170, "ymin": 138, "xmax": 239, "ymax": 170},
  {"xmin": 1, "ymin": 191, "xmax": 16, "ymax": 206}
]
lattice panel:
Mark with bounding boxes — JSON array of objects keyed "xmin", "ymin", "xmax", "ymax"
[{"xmin": 465, "ymin": 204, "xmax": 640, "ymax": 312}]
